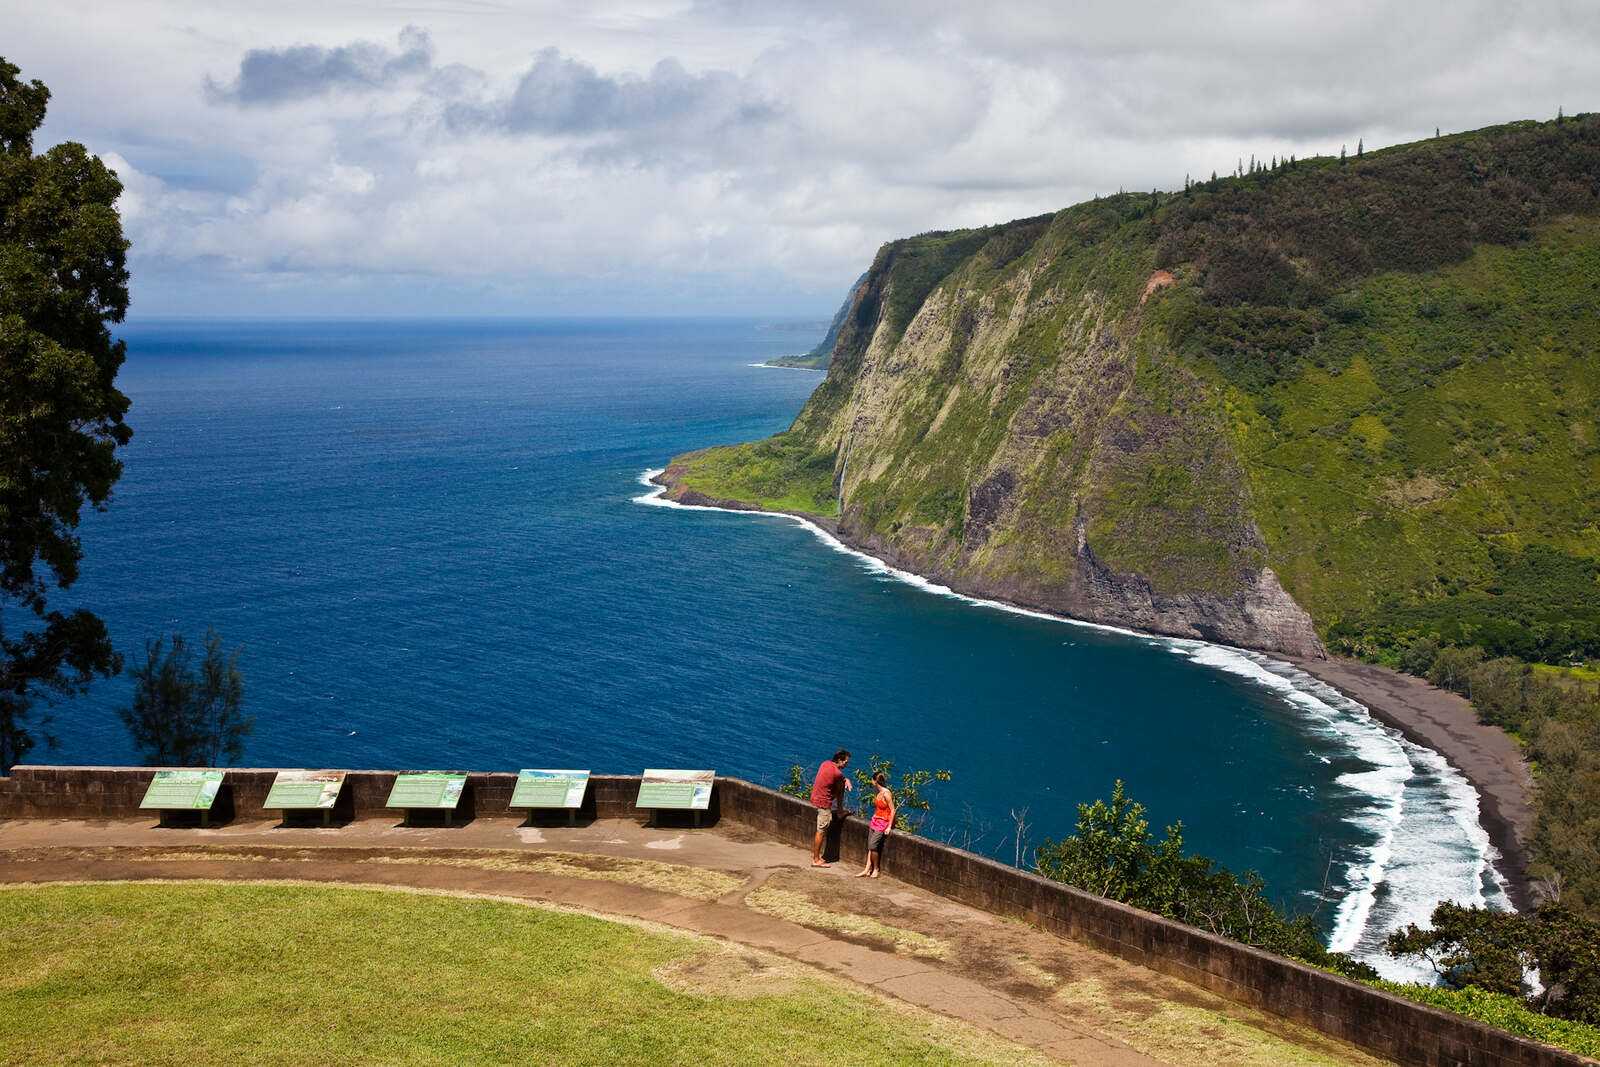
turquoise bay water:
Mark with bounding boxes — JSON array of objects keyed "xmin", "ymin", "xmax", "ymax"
[{"xmin": 52, "ymin": 318, "xmax": 1505, "ymax": 975}]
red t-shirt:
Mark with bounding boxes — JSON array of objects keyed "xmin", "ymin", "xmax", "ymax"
[{"xmin": 810, "ymin": 761, "xmax": 845, "ymax": 808}]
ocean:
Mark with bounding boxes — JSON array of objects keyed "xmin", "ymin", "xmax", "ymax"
[{"xmin": 50, "ymin": 317, "xmax": 1507, "ymax": 978}]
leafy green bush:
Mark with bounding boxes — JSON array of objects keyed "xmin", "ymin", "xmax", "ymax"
[
  {"xmin": 1373, "ymin": 982, "xmax": 1600, "ymax": 1059},
  {"xmin": 851, "ymin": 754, "xmax": 952, "ymax": 833},
  {"xmin": 1035, "ymin": 782, "xmax": 1375, "ymax": 980}
]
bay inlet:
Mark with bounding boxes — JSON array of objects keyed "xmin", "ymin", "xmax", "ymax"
[{"xmin": 54, "ymin": 317, "xmax": 1505, "ymax": 980}]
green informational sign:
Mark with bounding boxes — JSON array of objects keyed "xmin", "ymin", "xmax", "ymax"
[
  {"xmin": 636, "ymin": 769, "xmax": 713, "ymax": 811},
  {"xmin": 386, "ymin": 772, "xmax": 466, "ymax": 810},
  {"xmin": 510, "ymin": 770, "xmax": 589, "ymax": 809},
  {"xmin": 264, "ymin": 770, "xmax": 346, "ymax": 810},
  {"xmin": 139, "ymin": 770, "xmax": 225, "ymax": 810}
]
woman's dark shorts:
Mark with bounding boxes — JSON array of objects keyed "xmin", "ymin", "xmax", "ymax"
[{"xmin": 867, "ymin": 828, "xmax": 886, "ymax": 853}]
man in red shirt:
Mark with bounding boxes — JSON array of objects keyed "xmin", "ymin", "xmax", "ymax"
[{"xmin": 810, "ymin": 749, "xmax": 852, "ymax": 867}]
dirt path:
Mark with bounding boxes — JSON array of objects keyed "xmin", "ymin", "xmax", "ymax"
[{"xmin": 0, "ymin": 816, "xmax": 1394, "ymax": 1067}]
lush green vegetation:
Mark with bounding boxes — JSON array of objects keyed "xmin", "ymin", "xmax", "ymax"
[
  {"xmin": 1160, "ymin": 118, "xmax": 1600, "ymax": 313},
  {"xmin": 671, "ymin": 433, "xmax": 838, "ymax": 514},
  {"xmin": 1381, "ymin": 638, "xmax": 1600, "ymax": 916},
  {"xmin": 1328, "ymin": 545, "xmax": 1600, "ymax": 665},
  {"xmin": 1385, "ymin": 900, "xmax": 1600, "ymax": 1024},
  {"xmin": 1034, "ymin": 781, "xmax": 1376, "ymax": 981},
  {"xmin": 1201, "ymin": 219, "xmax": 1600, "ymax": 637},
  {"xmin": 0, "ymin": 882, "xmax": 1049, "ymax": 1066},
  {"xmin": 1374, "ymin": 982, "xmax": 1600, "ymax": 1059}
]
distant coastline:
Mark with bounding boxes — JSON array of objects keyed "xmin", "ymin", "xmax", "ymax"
[{"xmin": 644, "ymin": 465, "xmax": 1536, "ymax": 912}]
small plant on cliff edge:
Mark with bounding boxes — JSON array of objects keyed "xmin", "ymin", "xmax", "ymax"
[
  {"xmin": 853, "ymin": 754, "xmax": 952, "ymax": 833},
  {"xmin": 778, "ymin": 765, "xmax": 810, "ymax": 799}
]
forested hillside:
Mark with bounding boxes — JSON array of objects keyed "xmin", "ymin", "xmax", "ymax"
[{"xmin": 657, "ymin": 115, "xmax": 1600, "ymax": 911}]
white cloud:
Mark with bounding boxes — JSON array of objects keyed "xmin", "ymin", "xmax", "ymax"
[{"xmin": 4, "ymin": 0, "xmax": 1597, "ymax": 316}]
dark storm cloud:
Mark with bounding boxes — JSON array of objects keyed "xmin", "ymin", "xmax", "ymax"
[{"xmin": 207, "ymin": 27, "xmax": 434, "ymax": 106}]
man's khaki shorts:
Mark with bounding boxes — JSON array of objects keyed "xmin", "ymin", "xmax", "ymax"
[{"xmin": 816, "ymin": 807, "xmax": 835, "ymax": 833}]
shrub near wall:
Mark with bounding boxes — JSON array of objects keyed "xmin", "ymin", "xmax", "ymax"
[{"xmin": 0, "ymin": 767, "xmax": 1590, "ymax": 1067}]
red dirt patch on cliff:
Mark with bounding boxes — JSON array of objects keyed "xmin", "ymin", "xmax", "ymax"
[{"xmin": 1140, "ymin": 270, "xmax": 1175, "ymax": 303}]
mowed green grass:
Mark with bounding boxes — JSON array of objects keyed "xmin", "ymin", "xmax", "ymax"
[{"xmin": 0, "ymin": 882, "xmax": 1049, "ymax": 1066}]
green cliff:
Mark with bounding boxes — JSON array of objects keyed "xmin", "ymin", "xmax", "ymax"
[{"xmin": 659, "ymin": 117, "xmax": 1600, "ymax": 659}]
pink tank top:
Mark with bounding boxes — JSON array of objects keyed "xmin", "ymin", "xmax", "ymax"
[{"xmin": 870, "ymin": 790, "xmax": 891, "ymax": 832}]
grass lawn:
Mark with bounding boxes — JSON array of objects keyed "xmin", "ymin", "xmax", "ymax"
[{"xmin": 0, "ymin": 881, "xmax": 1053, "ymax": 1066}]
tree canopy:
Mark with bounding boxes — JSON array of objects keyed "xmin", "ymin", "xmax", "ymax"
[
  {"xmin": 119, "ymin": 631, "xmax": 252, "ymax": 767},
  {"xmin": 0, "ymin": 57, "xmax": 132, "ymax": 771}
]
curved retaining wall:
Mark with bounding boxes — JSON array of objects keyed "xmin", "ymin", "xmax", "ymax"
[{"xmin": 0, "ymin": 765, "xmax": 1587, "ymax": 1067}]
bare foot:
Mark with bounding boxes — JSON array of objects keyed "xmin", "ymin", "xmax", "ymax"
[
  {"xmin": 869, "ymin": 872, "xmax": 879, "ymax": 878},
  {"xmin": 811, "ymin": 860, "xmax": 830, "ymax": 868},
  {"xmin": 855, "ymin": 869, "xmax": 870, "ymax": 877}
]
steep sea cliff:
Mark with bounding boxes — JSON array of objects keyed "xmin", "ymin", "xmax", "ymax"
[{"xmin": 660, "ymin": 116, "xmax": 1600, "ymax": 661}]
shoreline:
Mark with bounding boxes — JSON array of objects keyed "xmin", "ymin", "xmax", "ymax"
[
  {"xmin": 1284, "ymin": 655, "xmax": 1536, "ymax": 911},
  {"xmin": 645, "ymin": 468, "xmax": 1538, "ymax": 912}
]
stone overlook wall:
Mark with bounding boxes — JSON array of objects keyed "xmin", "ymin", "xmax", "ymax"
[{"xmin": 1, "ymin": 765, "xmax": 1587, "ymax": 1067}]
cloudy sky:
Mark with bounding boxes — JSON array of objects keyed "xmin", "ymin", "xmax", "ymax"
[{"xmin": 8, "ymin": 0, "xmax": 1598, "ymax": 318}]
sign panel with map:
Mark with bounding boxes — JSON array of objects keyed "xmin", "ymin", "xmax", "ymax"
[
  {"xmin": 139, "ymin": 770, "xmax": 224, "ymax": 811},
  {"xmin": 385, "ymin": 772, "xmax": 467, "ymax": 810},
  {"xmin": 636, "ymin": 768, "xmax": 714, "ymax": 811},
  {"xmin": 510, "ymin": 769, "xmax": 589, "ymax": 809},
  {"xmin": 264, "ymin": 770, "xmax": 346, "ymax": 810}
]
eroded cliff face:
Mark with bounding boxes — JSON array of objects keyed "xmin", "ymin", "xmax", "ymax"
[
  {"xmin": 661, "ymin": 211, "xmax": 1325, "ymax": 657},
  {"xmin": 831, "ymin": 255, "xmax": 1319, "ymax": 656}
]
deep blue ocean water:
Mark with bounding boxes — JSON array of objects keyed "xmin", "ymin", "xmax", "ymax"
[{"xmin": 48, "ymin": 318, "xmax": 1506, "ymax": 975}]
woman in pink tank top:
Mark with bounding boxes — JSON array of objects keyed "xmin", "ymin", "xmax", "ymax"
[{"xmin": 857, "ymin": 772, "xmax": 895, "ymax": 878}]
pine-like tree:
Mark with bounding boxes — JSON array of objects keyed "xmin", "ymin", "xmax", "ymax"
[{"xmin": 0, "ymin": 58, "xmax": 132, "ymax": 772}]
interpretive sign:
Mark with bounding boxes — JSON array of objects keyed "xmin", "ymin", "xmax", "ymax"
[
  {"xmin": 265, "ymin": 770, "xmax": 346, "ymax": 809},
  {"xmin": 636, "ymin": 769, "xmax": 714, "ymax": 812},
  {"xmin": 140, "ymin": 769, "xmax": 224, "ymax": 809},
  {"xmin": 387, "ymin": 772, "xmax": 467, "ymax": 810},
  {"xmin": 510, "ymin": 770, "xmax": 589, "ymax": 809},
  {"xmin": 139, "ymin": 770, "xmax": 225, "ymax": 827},
  {"xmin": 265, "ymin": 770, "xmax": 346, "ymax": 825}
]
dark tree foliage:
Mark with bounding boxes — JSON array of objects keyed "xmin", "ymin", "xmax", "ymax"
[
  {"xmin": 1155, "ymin": 116, "xmax": 1600, "ymax": 393},
  {"xmin": 1328, "ymin": 545, "xmax": 1600, "ymax": 666},
  {"xmin": 119, "ymin": 631, "xmax": 252, "ymax": 767},
  {"xmin": 1035, "ymin": 782, "xmax": 1377, "ymax": 980},
  {"xmin": 0, "ymin": 58, "xmax": 132, "ymax": 772},
  {"xmin": 1386, "ymin": 901, "xmax": 1600, "ymax": 1023},
  {"xmin": 1385, "ymin": 901, "xmax": 1534, "ymax": 997}
]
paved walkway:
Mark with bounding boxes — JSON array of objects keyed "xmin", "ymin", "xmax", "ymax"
[{"xmin": 0, "ymin": 815, "xmax": 1393, "ymax": 1066}]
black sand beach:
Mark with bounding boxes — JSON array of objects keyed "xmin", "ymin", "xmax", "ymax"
[{"xmin": 1288, "ymin": 656, "xmax": 1537, "ymax": 911}]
